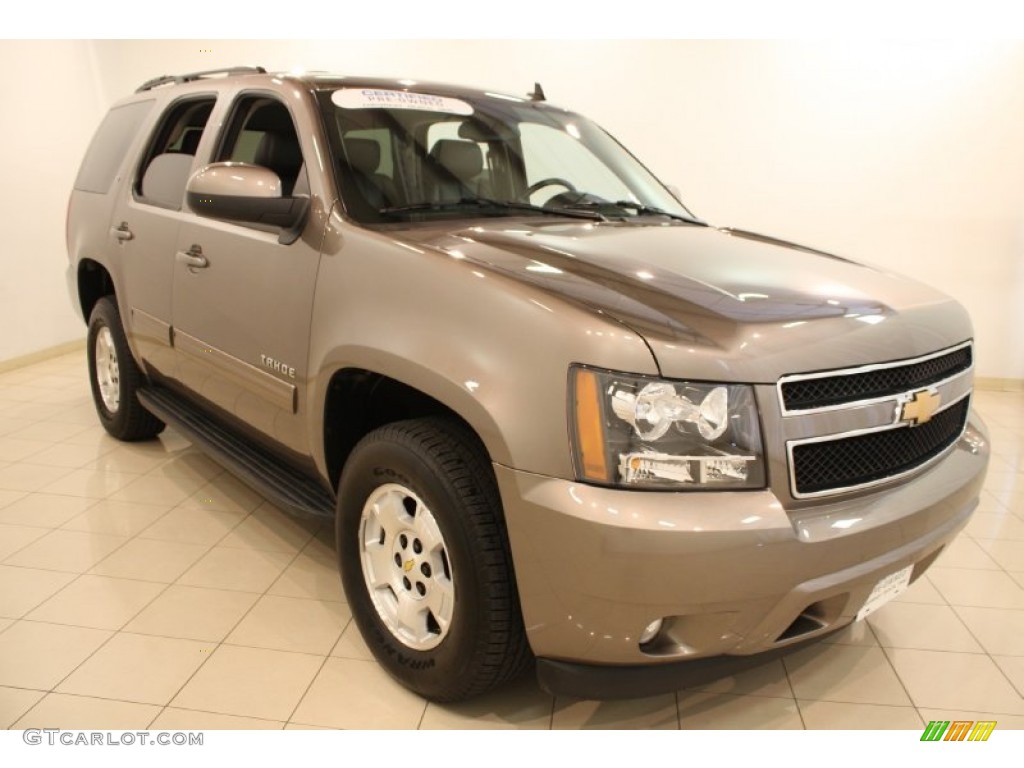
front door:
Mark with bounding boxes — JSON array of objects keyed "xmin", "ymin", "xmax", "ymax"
[{"xmin": 170, "ymin": 93, "xmax": 322, "ymax": 454}]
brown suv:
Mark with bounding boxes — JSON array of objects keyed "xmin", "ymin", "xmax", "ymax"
[{"xmin": 66, "ymin": 66, "xmax": 989, "ymax": 701}]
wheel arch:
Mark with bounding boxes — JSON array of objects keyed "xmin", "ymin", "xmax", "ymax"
[
  {"xmin": 320, "ymin": 362, "xmax": 514, "ymax": 495},
  {"xmin": 77, "ymin": 258, "xmax": 117, "ymax": 321}
]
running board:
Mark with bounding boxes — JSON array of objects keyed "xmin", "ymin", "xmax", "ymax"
[{"xmin": 138, "ymin": 386, "xmax": 335, "ymax": 520}]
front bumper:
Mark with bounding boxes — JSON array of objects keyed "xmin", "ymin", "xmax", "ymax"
[
  {"xmin": 495, "ymin": 412, "xmax": 988, "ymax": 698},
  {"xmin": 535, "ymin": 629, "xmax": 842, "ymax": 700}
]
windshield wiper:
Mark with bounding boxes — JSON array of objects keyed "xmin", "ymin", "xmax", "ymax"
[
  {"xmin": 613, "ymin": 201, "xmax": 706, "ymax": 224},
  {"xmin": 380, "ymin": 197, "xmax": 607, "ymax": 222},
  {"xmin": 564, "ymin": 199, "xmax": 705, "ymax": 225}
]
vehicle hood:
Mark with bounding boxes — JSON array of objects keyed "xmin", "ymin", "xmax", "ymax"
[{"xmin": 392, "ymin": 219, "xmax": 972, "ymax": 383}]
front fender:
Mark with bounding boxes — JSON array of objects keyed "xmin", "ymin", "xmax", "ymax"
[{"xmin": 306, "ymin": 212, "xmax": 659, "ymax": 480}]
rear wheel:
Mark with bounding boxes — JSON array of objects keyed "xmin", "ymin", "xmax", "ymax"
[
  {"xmin": 86, "ymin": 296, "xmax": 165, "ymax": 441},
  {"xmin": 336, "ymin": 417, "xmax": 530, "ymax": 702}
]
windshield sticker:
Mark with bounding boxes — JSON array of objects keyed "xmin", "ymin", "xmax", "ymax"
[{"xmin": 332, "ymin": 88, "xmax": 474, "ymax": 115}]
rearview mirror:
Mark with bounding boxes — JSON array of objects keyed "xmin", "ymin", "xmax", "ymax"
[{"xmin": 186, "ymin": 162, "xmax": 308, "ymax": 244}]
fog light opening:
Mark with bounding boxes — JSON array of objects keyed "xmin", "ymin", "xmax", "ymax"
[{"xmin": 639, "ymin": 618, "xmax": 664, "ymax": 646}]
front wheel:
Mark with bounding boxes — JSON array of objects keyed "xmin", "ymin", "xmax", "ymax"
[{"xmin": 336, "ymin": 417, "xmax": 530, "ymax": 702}]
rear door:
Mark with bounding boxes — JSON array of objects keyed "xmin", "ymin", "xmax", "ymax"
[
  {"xmin": 110, "ymin": 96, "xmax": 217, "ymax": 376},
  {"xmin": 169, "ymin": 91, "xmax": 323, "ymax": 454}
]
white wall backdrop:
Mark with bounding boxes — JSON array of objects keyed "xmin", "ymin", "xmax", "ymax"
[
  {"xmin": 4, "ymin": 40, "xmax": 1023, "ymax": 379},
  {"xmin": 0, "ymin": 40, "xmax": 107, "ymax": 363}
]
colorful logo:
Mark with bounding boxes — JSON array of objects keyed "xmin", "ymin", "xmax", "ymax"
[{"xmin": 920, "ymin": 720, "xmax": 996, "ymax": 741}]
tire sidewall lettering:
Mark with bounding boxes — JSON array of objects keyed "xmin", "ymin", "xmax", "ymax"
[{"xmin": 372, "ymin": 466, "xmax": 413, "ymax": 486}]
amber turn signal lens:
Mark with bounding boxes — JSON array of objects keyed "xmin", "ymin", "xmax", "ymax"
[{"xmin": 574, "ymin": 368, "xmax": 610, "ymax": 482}]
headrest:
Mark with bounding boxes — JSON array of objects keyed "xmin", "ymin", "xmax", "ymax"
[
  {"xmin": 430, "ymin": 139, "xmax": 482, "ymax": 181},
  {"xmin": 184, "ymin": 102, "xmax": 213, "ymax": 128},
  {"xmin": 254, "ymin": 132, "xmax": 303, "ymax": 178},
  {"xmin": 345, "ymin": 138, "xmax": 382, "ymax": 174},
  {"xmin": 178, "ymin": 129, "xmax": 202, "ymax": 155},
  {"xmin": 245, "ymin": 103, "xmax": 294, "ymax": 133}
]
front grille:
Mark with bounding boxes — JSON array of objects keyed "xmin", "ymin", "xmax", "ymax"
[
  {"xmin": 791, "ymin": 397, "xmax": 970, "ymax": 496},
  {"xmin": 781, "ymin": 344, "xmax": 972, "ymax": 411}
]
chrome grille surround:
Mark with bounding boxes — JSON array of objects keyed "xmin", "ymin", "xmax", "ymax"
[{"xmin": 780, "ymin": 342, "xmax": 974, "ymax": 500}]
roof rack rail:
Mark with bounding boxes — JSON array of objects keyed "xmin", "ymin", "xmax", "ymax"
[{"xmin": 136, "ymin": 66, "xmax": 267, "ymax": 93}]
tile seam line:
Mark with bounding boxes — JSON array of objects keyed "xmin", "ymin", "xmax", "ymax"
[{"xmin": 152, "ymin": 518, "xmax": 321, "ymax": 727}]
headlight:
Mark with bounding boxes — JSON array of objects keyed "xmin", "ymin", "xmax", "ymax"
[{"xmin": 570, "ymin": 366, "xmax": 766, "ymax": 490}]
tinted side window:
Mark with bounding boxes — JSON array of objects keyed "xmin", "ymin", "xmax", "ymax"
[
  {"xmin": 216, "ymin": 96, "xmax": 304, "ymax": 195},
  {"xmin": 74, "ymin": 101, "xmax": 154, "ymax": 194},
  {"xmin": 135, "ymin": 97, "xmax": 216, "ymax": 210}
]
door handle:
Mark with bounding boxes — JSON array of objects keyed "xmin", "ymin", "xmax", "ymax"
[
  {"xmin": 175, "ymin": 246, "xmax": 208, "ymax": 270},
  {"xmin": 112, "ymin": 222, "xmax": 133, "ymax": 242}
]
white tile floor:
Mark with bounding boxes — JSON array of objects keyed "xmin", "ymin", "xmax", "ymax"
[{"xmin": 0, "ymin": 349, "xmax": 1022, "ymax": 729}]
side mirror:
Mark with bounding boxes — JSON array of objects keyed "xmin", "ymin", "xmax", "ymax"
[
  {"xmin": 666, "ymin": 184, "xmax": 682, "ymax": 202},
  {"xmin": 186, "ymin": 162, "xmax": 309, "ymax": 244}
]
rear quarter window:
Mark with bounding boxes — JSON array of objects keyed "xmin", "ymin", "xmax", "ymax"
[{"xmin": 74, "ymin": 100, "xmax": 154, "ymax": 194}]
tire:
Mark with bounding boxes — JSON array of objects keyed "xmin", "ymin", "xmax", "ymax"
[
  {"xmin": 86, "ymin": 296, "xmax": 165, "ymax": 441},
  {"xmin": 336, "ymin": 417, "xmax": 531, "ymax": 702}
]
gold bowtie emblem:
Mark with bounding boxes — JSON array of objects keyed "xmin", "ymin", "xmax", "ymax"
[
  {"xmin": 899, "ymin": 389, "xmax": 941, "ymax": 426},
  {"xmin": 403, "ymin": 559, "xmax": 415, "ymax": 572}
]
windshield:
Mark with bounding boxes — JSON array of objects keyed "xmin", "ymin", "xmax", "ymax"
[{"xmin": 315, "ymin": 87, "xmax": 700, "ymax": 225}]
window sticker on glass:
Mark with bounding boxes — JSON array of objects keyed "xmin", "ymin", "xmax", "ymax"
[{"xmin": 332, "ymin": 88, "xmax": 473, "ymax": 115}]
